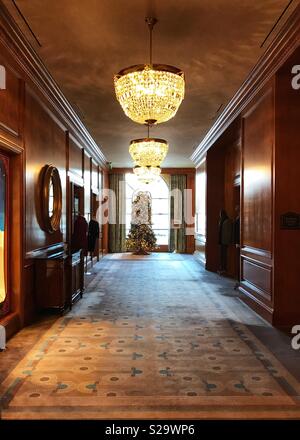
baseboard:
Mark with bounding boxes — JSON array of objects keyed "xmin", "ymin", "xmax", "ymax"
[
  {"xmin": 0, "ymin": 312, "xmax": 21, "ymax": 340},
  {"xmin": 239, "ymin": 285, "xmax": 273, "ymax": 324}
]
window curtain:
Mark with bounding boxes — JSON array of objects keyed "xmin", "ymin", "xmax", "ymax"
[
  {"xmin": 108, "ymin": 173, "xmax": 126, "ymax": 253},
  {"xmin": 169, "ymin": 174, "xmax": 187, "ymax": 253}
]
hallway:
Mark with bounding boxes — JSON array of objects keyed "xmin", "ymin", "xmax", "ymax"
[{"xmin": 1, "ymin": 254, "xmax": 300, "ymax": 419}]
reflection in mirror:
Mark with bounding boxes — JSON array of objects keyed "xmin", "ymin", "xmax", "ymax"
[
  {"xmin": 48, "ymin": 176, "xmax": 54, "ymax": 218},
  {"xmin": 41, "ymin": 165, "xmax": 62, "ymax": 233}
]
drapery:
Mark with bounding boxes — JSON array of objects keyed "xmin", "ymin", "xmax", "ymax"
[
  {"xmin": 108, "ymin": 173, "xmax": 126, "ymax": 253},
  {"xmin": 169, "ymin": 174, "xmax": 187, "ymax": 253}
]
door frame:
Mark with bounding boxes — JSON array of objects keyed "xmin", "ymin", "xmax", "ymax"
[
  {"xmin": 0, "ymin": 142, "xmax": 24, "ymax": 337},
  {"xmin": 0, "ymin": 153, "xmax": 10, "ymax": 317}
]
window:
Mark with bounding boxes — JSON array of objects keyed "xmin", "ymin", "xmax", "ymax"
[{"xmin": 125, "ymin": 173, "xmax": 169, "ymax": 245}]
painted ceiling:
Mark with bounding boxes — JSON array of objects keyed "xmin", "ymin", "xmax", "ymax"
[{"xmin": 3, "ymin": 0, "xmax": 297, "ymax": 166}]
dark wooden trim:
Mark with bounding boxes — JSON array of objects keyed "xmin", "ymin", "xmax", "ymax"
[
  {"xmin": 0, "ymin": 138, "xmax": 24, "ymax": 333},
  {"xmin": 241, "ymin": 280, "xmax": 271, "ymax": 303},
  {"xmin": 241, "ymin": 246, "xmax": 272, "ymax": 261},
  {"xmin": 155, "ymin": 245, "xmax": 169, "ymax": 252},
  {"xmin": 25, "ymin": 242, "xmax": 65, "ymax": 259},
  {"xmin": 0, "ymin": 133, "xmax": 23, "ymax": 153},
  {"xmin": 0, "ymin": 1, "xmax": 107, "ymax": 168},
  {"xmin": 0, "ymin": 311, "xmax": 20, "ymax": 339},
  {"xmin": 191, "ymin": 4, "xmax": 300, "ymax": 166},
  {"xmin": 239, "ymin": 285, "xmax": 273, "ymax": 324}
]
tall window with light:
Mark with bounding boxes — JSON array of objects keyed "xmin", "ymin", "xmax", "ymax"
[{"xmin": 125, "ymin": 173, "xmax": 169, "ymax": 246}]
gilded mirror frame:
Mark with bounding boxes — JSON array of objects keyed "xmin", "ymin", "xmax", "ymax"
[{"xmin": 41, "ymin": 165, "xmax": 62, "ymax": 233}]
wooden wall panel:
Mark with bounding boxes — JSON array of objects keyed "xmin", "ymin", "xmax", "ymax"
[
  {"xmin": 69, "ymin": 137, "xmax": 83, "ymax": 179},
  {"xmin": 0, "ymin": 7, "xmax": 108, "ymax": 338},
  {"xmin": 84, "ymin": 152, "xmax": 91, "ymax": 220},
  {"xmin": 242, "ymin": 88, "xmax": 273, "ymax": 253},
  {"xmin": 205, "ymin": 120, "xmax": 241, "ymax": 274},
  {"xmin": 242, "ymin": 260, "xmax": 271, "ymax": 296},
  {"xmin": 240, "ymin": 83, "xmax": 274, "ymax": 320},
  {"xmin": 24, "ymin": 87, "xmax": 67, "ymax": 253},
  {"xmin": 224, "ymin": 140, "xmax": 240, "ymax": 219},
  {"xmin": 102, "ymin": 169, "xmax": 109, "ymax": 254},
  {"xmin": 273, "ymin": 47, "xmax": 300, "ymax": 326},
  {"xmin": 0, "ymin": 62, "xmax": 22, "ymax": 143},
  {"xmin": 205, "ymin": 143, "xmax": 226, "ymax": 272},
  {"xmin": 23, "ymin": 263, "xmax": 35, "ymax": 325},
  {"xmin": 224, "ymin": 138, "xmax": 240, "ymax": 278},
  {"xmin": 92, "ymin": 160, "xmax": 99, "ymax": 191}
]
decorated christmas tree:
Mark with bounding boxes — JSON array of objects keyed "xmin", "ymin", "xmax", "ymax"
[{"xmin": 126, "ymin": 191, "xmax": 157, "ymax": 255}]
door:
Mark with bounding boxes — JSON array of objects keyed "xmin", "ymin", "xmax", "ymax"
[
  {"xmin": 70, "ymin": 182, "xmax": 84, "ymax": 253},
  {"xmin": 234, "ymin": 183, "xmax": 241, "ymax": 281},
  {"xmin": 0, "ymin": 153, "xmax": 9, "ymax": 317}
]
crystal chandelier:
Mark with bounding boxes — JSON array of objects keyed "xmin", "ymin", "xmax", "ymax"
[
  {"xmin": 114, "ymin": 17, "xmax": 185, "ymax": 125},
  {"xmin": 133, "ymin": 166, "xmax": 161, "ymax": 184},
  {"xmin": 129, "ymin": 137, "xmax": 168, "ymax": 168}
]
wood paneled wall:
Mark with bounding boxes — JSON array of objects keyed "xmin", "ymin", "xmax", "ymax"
[
  {"xmin": 191, "ymin": 5, "xmax": 300, "ymax": 327},
  {"xmin": 205, "ymin": 143, "xmax": 226, "ymax": 272},
  {"xmin": 239, "ymin": 49, "xmax": 300, "ymax": 327},
  {"xmin": 240, "ymin": 83, "xmax": 274, "ymax": 321},
  {"xmin": 84, "ymin": 152, "xmax": 91, "ymax": 220},
  {"xmin": 0, "ymin": 7, "xmax": 108, "ymax": 335},
  {"xmin": 273, "ymin": 48, "xmax": 300, "ymax": 326},
  {"xmin": 69, "ymin": 137, "xmax": 83, "ymax": 180},
  {"xmin": 205, "ymin": 122, "xmax": 240, "ymax": 274},
  {"xmin": 198, "ymin": 47, "xmax": 300, "ymax": 327},
  {"xmin": 25, "ymin": 87, "xmax": 67, "ymax": 253},
  {"xmin": 102, "ymin": 169, "xmax": 109, "ymax": 255}
]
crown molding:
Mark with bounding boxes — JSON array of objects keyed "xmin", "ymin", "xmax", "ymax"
[
  {"xmin": 191, "ymin": 4, "xmax": 300, "ymax": 167},
  {"xmin": 0, "ymin": 1, "xmax": 108, "ymax": 168}
]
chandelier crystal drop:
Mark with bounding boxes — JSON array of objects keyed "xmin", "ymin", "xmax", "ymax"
[
  {"xmin": 129, "ymin": 138, "xmax": 168, "ymax": 168},
  {"xmin": 114, "ymin": 17, "xmax": 185, "ymax": 125},
  {"xmin": 133, "ymin": 166, "xmax": 161, "ymax": 184}
]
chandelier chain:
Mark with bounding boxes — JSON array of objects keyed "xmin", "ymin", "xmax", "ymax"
[
  {"xmin": 145, "ymin": 17, "xmax": 157, "ymax": 65},
  {"xmin": 149, "ymin": 21, "xmax": 152, "ymax": 64},
  {"xmin": 114, "ymin": 16, "xmax": 184, "ymax": 124}
]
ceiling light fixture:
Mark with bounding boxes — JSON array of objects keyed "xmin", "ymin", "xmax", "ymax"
[
  {"xmin": 129, "ymin": 123, "xmax": 168, "ymax": 184},
  {"xmin": 114, "ymin": 17, "xmax": 185, "ymax": 125},
  {"xmin": 133, "ymin": 165, "xmax": 161, "ymax": 184},
  {"xmin": 129, "ymin": 137, "xmax": 168, "ymax": 168}
]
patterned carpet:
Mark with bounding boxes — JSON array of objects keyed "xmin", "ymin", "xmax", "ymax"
[{"xmin": 1, "ymin": 253, "xmax": 300, "ymax": 419}]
